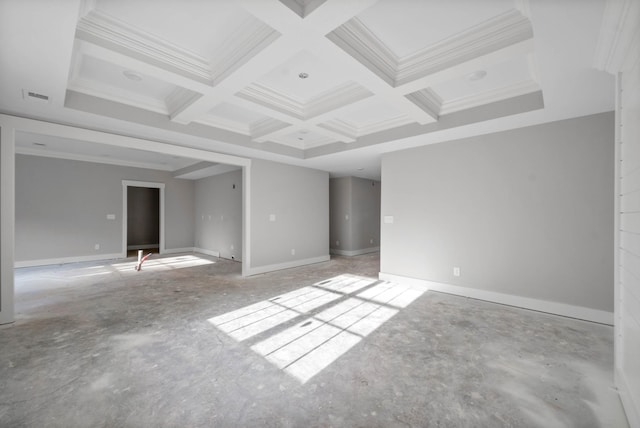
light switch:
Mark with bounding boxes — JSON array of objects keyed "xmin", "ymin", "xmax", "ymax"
[
  {"xmin": 384, "ymin": 215, "xmax": 394, "ymax": 224},
  {"xmin": 106, "ymin": 214, "xmax": 116, "ymax": 220},
  {"xmin": 269, "ymin": 214, "xmax": 276, "ymax": 222}
]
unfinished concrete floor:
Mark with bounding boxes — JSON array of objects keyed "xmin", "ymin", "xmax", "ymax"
[{"xmin": 1, "ymin": 253, "xmax": 628, "ymax": 427}]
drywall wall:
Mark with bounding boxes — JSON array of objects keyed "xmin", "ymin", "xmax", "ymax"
[
  {"xmin": 381, "ymin": 112, "xmax": 614, "ymax": 315},
  {"xmin": 0, "ymin": 127, "xmax": 15, "ymax": 324},
  {"xmin": 194, "ymin": 169, "xmax": 242, "ymax": 261},
  {"xmin": 330, "ymin": 176, "xmax": 380, "ymax": 255},
  {"xmin": 15, "ymin": 154, "xmax": 194, "ymax": 263},
  {"xmin": 351, "ymin": 177, "xmax": 381, "ymax": 252},
  {"xmin": 616, "ymin": 24, "xmax": 640, "ymax": 427},
  {"xmin": 249, "ymin": 159, "xmax": 329, "ymax": 273},
  {"xmin": 329, "ymin": 177, "xmax": 352, "ymax": 251},
  {"xmin": 127, "ymin": 186, "xmax": 160, "ymax": 249}
]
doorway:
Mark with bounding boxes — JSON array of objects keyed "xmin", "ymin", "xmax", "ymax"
[{"xmin": 122, "ymin": 180, "xmax": 165, "ymax": 258}]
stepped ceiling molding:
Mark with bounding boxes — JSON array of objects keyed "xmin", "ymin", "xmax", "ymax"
[{"xmin": 0, "ymin": 0, "xmax": 614, "ymax": 178}]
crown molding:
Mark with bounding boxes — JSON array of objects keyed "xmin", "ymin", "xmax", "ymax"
[
  {"xmin": 405, "ymin": 89, "xmax": 442, "ymax": 117},
  {"xmin": 320, "ymin": 114, "xmax": 414, "ymax": 139},
  {"xmin": 328, "ymin": 10, "xmax": 533, "ymax": 88},
  {"xmin": 438, "ymin": 79, "xmax": 540, "ymax": 115},
  {"xmin": 306, "ymin": 82, "xmax": 372, "ymax": 119},
  {"xmin": 279, "ymin": 0, "xmax": 328, "ymax": 18},
  {"xmin": 237, "ymin": 82, "xmax": 305, "ymax": 120},
  {"xmin": 210, "ymin": 16, "xmax": 280, "ymax": 85},
  {"xmin": 396, "ymin": 9, "xmax": 533, "ymax": 86},
  {"xmin": 250, "ymin": 118, "xmax": 290, "ymax": 139},
  {"xmin": 319, "ymin": 119, "xmax": 357, "ymax": 139},
  {"xmin": 76, "ymin": 10, "xmax": 213, "ymax": 84},
  {"xmin": 193, "ymin": 115, "xmax": 252, "ymax": 136},
  {"xmin": 327, "ymin": 17, "xmax": 398, "ymax": 86},
  {"xmin": 593, "ymin": 0, "xmax": 640, "ymax": 73},
  {"xmin": 166, "ymin": 87, "xmax": 202, "ymax": 119},
  {"xmin": 238, "ymin": 81, "xmax": 371, "ymax": 121}
]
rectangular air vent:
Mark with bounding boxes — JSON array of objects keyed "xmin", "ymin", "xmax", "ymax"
[{"xmin": 22, "ymin": 89, "xmax": 50, "ymax": 103}]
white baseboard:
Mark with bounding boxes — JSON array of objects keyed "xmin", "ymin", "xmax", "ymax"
[
  {"xmin": 161, "ymin": 247, "xmax": 194, "ymax": 255},
  {"xmin": 378, "ymin": 272, "xmax": 614, "ymax": 325},
  {"xmin": 247, "ymin": 255, "xmax": 330, "ymax": 276},
  {"xmin": 617, "ymin": 367, "xmax": 639, "ymax": 428},
  {"xmin": 15, "ymin": 253, "xmax": 122, "ymax": 268},
  {"xmin": 127, "ymin": 244, "xmax": 159, "ymax": 250},
  {"xmin": 194, "ymin": 247, "xmax": 220, "ymax": 258},
  {"xmin": 330, "ymin": 247, "xmax": 380, "ymax": 256}
]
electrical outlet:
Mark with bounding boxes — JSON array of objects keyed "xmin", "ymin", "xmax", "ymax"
[
  {"xmin": 336, "ymin": 240, "xmax": 340, "ymax": 246},
  {"xmin": 291, "ymin": 249, "xmax": 296, "ymax": 256},
  {"xmin": 370, "ymin": 238, "xmax": 374, "ymax": 244},
  {"xmin": 94, "ymin": 244, "xmax": 100, "ymax": 250},
  {"xmin": 453, "ymin": 267, "xmax": 461, "ymax": 277}
]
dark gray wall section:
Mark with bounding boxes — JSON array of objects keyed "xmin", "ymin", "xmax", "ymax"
[
  {"xmin": 127, "ymin": 186, "xmax": 159, "ymax": 248},
  {"xmin": 194, "ymin": 169, "xmax": 242, "ymax": 261},
  {"xmin": 329, "ymin": 177, "xmax": 352, "ymax": 250},
  {"xmin": 381, "ymin": 112, "xmax": 614, "ymax": 312},
  {"xmin": 330, "ymin": 176, "xmax": 380, "ymax": 253},
  {"xmin": 15, "ymin": 155, "xmax": 195, "ymax": 261},
  {"xmin": 250, "ymin": 159, "xmax": 329, "ymax": 268}
]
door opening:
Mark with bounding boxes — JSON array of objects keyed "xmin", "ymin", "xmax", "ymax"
[{"xmin": 122, "ymin": 180, "xmax": 165, "ymax": 258}]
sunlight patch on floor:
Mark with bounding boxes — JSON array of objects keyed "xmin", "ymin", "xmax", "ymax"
[
  {"xmin": 208, "ymin": 274, "xmax": 424, "ymax": 383},
  {"xmin": 112, "ymin": 255, "xmax": 214, "ymax": 273}
]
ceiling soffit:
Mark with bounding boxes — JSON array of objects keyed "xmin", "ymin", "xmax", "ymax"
[{"xmin": 64, "ymin": 0, "xmax": 542, "ymax": 158}]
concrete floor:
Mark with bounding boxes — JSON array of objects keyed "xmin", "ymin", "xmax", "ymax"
[{"xmin": 0, "ymin": 252, "xmax": 628, "ymax": 427}]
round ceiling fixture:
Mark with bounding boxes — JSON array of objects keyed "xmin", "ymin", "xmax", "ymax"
[
  {"xmin": 123, "ymin": 70, "xmax": 143, "ymax": 81},
  {"xmin": 467, "ymin": 70, "xmax": 487, "ymax": 81},
  {"xmin": 298, "ymin": 72, "xmax": 309, "ymax": 79}
]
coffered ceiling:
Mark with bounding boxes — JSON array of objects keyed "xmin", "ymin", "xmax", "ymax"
[{"xmin": 0, "ymin": 0, "xmax": 614, "ymax": 179}]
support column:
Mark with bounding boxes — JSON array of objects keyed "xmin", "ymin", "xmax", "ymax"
[{"xmin": 0, "ymin": 125, "xmax": 15, "ymax": 325}]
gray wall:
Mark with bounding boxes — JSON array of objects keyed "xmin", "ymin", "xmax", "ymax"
[
  {"xmin": 330, "ymin": 177, "xmax": 352, "ymax": 251},
  {"xmin": 330, "ymin": 176, "xmax": 380, "ymax": 254},
  {"xmin": 250, "ymin": 159, "xmax": 329, "ymax": 270},
  {"xmin": 127, "ymin": 186, "xmax": 159, "ymax": 248},
  {"xmin": 618, "ymin": 40, "xmax": 640, "ymax": 421},
  {"xmin": 194, "ymin": 169, "xmax": 242, "ymax": 261},
  {"xmin": 381, "ymin": 112, "xmax": 614, "ymax": 312},
  {"xmin": 15, "ymin": 155, "xmax": 195, "ymax": 262}
]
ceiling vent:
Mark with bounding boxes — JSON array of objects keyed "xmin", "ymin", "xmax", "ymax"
[{"xmin": 22, "ymin": 89, "xmax": 50, "ymax": 103}]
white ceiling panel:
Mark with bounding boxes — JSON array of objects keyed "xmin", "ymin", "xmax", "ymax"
[
  {"xmin": 432, "ymin": 56, "xmax": 535, "ymax": 102},
  {"xmin": 256, "ymin": 50, "xmax": 354, "ymax": 103},
  {"xmin": 355, "ymin": 0, "xmax": 515, "ymax": 58},
  {"xmin": 92, "ymin": 0, "xmax": 250, "ymax": 61}
]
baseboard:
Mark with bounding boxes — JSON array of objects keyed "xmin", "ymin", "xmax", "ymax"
[
  {"xmin": 330, "ymin": 247, "xmax": 380, "ymax": 256},
  {"xmin": 161, "ymin": 247, "xmax": 195, "ymax": 255},
  {"xmin": 378, "ymin": 272, "xmax": 614, "ymax": 325},
  {"xmin": 246, "ymin": 255, "xmax": 330, "ymax": 276},
  {"xmin": 127, "ymin": 244, "xmax": 159, "ymax": 250},
  {"xmin": 194, "ymin": 247, "xmax": 220, "ymax": 258},
  {"xmin": 15, "ymin": 253, "xmax": 122, "ymax": 268},
  {"xmin": 617, "ymin": 367, "xmax": 639, "ymax": 428}
]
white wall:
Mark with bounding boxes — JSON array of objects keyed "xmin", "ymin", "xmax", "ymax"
[
  {"xmin": 248, "ymin": 159, "xmax": 329, "ymax": 274},
  {"xmin": 15, "ymin": 155, "xmax": 195, "ymax": 264},
  {"xmin": 380, "ymin": 113, "xmax": 614, "ymax": 323},
  {"xmin": 194, "ymin": 169, "xmax": 242, "ymax": 260},
  {"xmin": 615, "ymin": 8, "xmax": 640, "ymax": 426},
  {"xmin": 330, "ymin": 176, "xmax": 380, "ymax": 256}
]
